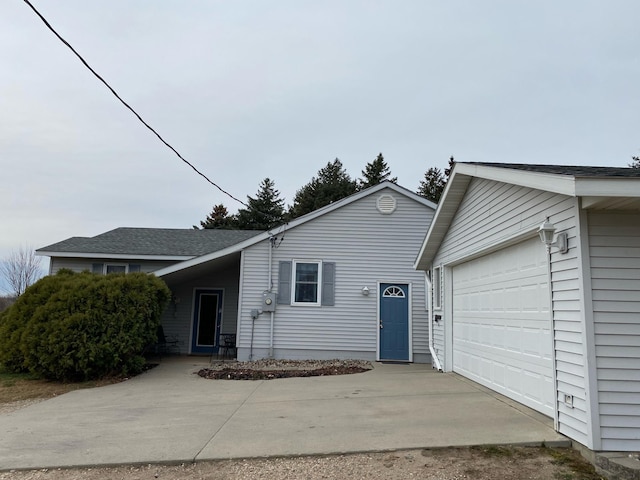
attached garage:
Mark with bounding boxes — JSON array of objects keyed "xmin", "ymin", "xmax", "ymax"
[
  {"xmin": 451, "ymin": 237, "xmax": 554, "ymax": 416},
  {"xmin": 416, "ymin": 162, "xmax": 640, "ymax": 453}
]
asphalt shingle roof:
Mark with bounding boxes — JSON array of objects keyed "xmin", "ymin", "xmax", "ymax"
[
  {"xmin": 465, "ymin": 162, "xmax": 640, "ymax": 177},
  {"xmin": 37, "ymin": 228, "xmax": 264, "ymax": 257}
]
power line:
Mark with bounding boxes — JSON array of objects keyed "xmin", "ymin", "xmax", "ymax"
[{"xmin": 22, "ymin": 0, "xmax": 250, "ymax": 209}]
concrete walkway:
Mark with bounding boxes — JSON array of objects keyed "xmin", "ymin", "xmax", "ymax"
[{"xmin": 0, "ymin": 358, "xmax": 568, "ymax": 470}]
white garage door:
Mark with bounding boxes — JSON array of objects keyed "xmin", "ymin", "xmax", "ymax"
[{"xmin": 452, "ymin": 237, "xmax": 554, "ymax": 416}]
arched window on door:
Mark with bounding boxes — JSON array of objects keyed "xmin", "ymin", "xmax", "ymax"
[{"xmin": 383, "ymin": 285, "xmax": 405, "ymax": 298}]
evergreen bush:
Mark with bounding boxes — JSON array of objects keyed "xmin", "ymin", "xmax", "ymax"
[{"xmin": 0, "ymin": 270, "xmax": 170, "ymax": 381}]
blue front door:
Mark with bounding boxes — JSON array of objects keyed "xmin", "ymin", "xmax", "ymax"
[
  {"xmin": 379, "ymin": 283, "xmax": 409, "ymax": 361},
  {"xmin": 191, "ymin": 289, "xmax": 223, "ymax": 354}
]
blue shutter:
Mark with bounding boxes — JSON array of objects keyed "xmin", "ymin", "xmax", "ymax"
[
  {"xmin": 91, "ymin": 263, "xmax": 104, "ymax": 274},
  {"xmin": 277, "ymin": 261, "xmax": 292, "ymax": 304},
  {"xmin": 321, "ymin": 262, "xmax": 335, "ymax": 306}
]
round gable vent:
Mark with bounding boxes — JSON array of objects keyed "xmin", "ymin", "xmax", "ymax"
[{"xmin": 376, "ymin": 194, "xmax": 397, "ymax": 214}]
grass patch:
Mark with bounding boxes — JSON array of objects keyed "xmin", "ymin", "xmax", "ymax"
[
  {"xmin": 0, "ymin": 366, "xmax": 129, "ymax": 405},
  {"xmin": 546, "ymin": 447, "xmax": 604, "ymax": 480},
  {"xmin": 0, "ymin": 370, "xmax": 40, "ymax": 387},
  {"xmin": 470, "ymin": 445, "xmax": 515, "ymax": 458}
]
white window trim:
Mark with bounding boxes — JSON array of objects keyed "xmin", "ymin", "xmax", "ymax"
[
  {"xmin": 433, "ymin": 265, "xmax": 442, "ymax": 310},
  {"xmin": 105, "ymin": 263, "xmax": 128, "ymax": 274},
  {"xmin": 291, "ymin": 259, "xmax": 323, "ymax": 306}
]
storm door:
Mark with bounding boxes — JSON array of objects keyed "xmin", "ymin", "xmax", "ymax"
[{"xmin": 191, "ymin": 289, "xmax": 223, "ymax": 354}]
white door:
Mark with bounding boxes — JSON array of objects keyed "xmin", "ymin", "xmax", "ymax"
[{"xmin": 452, "ymin": 237, "xmax": 554, "ymax": 416}]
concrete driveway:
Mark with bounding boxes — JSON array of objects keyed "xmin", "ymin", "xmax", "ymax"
[{"xmin": 0, "ymin": 358, "xmax": 567, "ymax": 470}]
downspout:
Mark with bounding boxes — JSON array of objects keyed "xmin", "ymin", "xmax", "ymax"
[
  {"xmin": 425, "ymin": 271, "xmax": 443, "ymax": 371},
  {"xmin": 268, "ymin": 236, "xmax": 275, "ymax": 359},
  {"xmin": 249, "ymin": 315, "xmax": 255, "ymax": 361}
]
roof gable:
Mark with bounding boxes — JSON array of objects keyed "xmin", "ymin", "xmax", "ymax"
[
  {"xmin": 415, "ymin": 162, "xmax": 640, "ymax": 270},
  {"xmin": 155, "ymin": 181, "xmax": 436, "ymax": 277}
]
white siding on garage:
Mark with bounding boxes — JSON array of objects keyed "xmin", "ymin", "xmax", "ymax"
[
  {"xmin": 589, "ymin": 211, "xmax": 640, "ymax": 451},
  {"xmin": 237, "ymin": 187, "xmax": 434, "ymax": 362},
  {"xmin": 431, "ymin": 177, "xmax": 590, "ymax": 446}
]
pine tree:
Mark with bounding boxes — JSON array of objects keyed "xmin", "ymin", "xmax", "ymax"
[
  {"xmin": 417, "ymin": 167, "xmax": 445, "ymax": 203},
  {"xmin": 359, "ymin": 153, "xmax": 397, "ymax": 189},
  {"xmin": 630, "ymin": 156, "xmax": 640, "ymax": 168},
  {"xmin": 196, "ymin": 204, "xmax": 237, "ymax": 229},
  {"xmin": 289, "ymin": 158, "xmax": 358, "ymax": 219},
  {"xmin": 235, "ymin": 178, "xmax": 285, "ymax": 230}
]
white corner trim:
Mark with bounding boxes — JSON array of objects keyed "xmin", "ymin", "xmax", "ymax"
[{"xmin": 576, "ymin": 201, "xmax": 602, "ymax": 450}]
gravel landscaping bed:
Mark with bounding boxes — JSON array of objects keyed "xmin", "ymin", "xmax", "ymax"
[
  {"xmin": 198, "ymin": 359, "xmax": 373, "ymax": 380},
  {"xmin": 0, "ymin": 446, "xmax": 603, "ymax": 480}
]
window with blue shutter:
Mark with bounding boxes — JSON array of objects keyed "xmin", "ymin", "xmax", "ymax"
[{"xmin": 281, "ymin": 260, "xmax": 336, "ymax": 307}]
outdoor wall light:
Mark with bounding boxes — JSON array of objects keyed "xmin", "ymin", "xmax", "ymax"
[
  {"xmin": 538, "ymin": 219, "xmax": 568, "ymax": 254},
  {"xmin": 362, "ymin": 286, "xmax": 370, "ymax": 296}
]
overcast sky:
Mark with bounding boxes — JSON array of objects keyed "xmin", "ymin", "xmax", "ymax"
[{"xmin": 1, "ymin": 1, "xmax": 639, "ymax": 289}]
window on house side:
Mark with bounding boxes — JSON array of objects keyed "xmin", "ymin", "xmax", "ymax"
[
  {"xmin": 433, "ymin": 266, "xmax": 442, "ymax": 310},
  {"xmin": 292, "ymin": 261, "xmax": 322, "ymax": 305},
  {"xmin": 105, "ymin": 264, "xmax": 127, "ymax": 274}
]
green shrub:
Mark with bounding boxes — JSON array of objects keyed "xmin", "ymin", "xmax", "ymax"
[{"xmin": 0, "ymin": 270, "xmax": 170, "ymax": 381}]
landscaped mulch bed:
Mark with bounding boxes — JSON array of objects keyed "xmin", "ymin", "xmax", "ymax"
[
  {"xmin": 198, "ymin": 365, "xmax": 370, "ymax": 380},
  {"xmin": 197, "ymin": 359, "xmax": 373, "ymax": 380}
]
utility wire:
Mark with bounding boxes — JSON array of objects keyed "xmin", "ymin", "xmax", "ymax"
[{"xmin": 22, "ymin": 0, "xmax": 250, "ymax": 209}]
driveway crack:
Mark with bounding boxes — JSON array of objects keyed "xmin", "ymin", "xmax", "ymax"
[{"xmin": 193, "ymin": 380, "xmax": 264, "ymax": 462}]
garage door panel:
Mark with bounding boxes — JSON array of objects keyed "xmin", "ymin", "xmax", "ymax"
[
  {"xmin": 454, "ymin": 338, "xmax": 551, "ymax": 369},
  {"xmin": 456, "ymin": 351, "xmax": 552, "ymax": 405},
  {"xmin": 453, "ymin": 237, "xmax": 554, "ymax": 417},
  {"xmin": 454, "ymin": 319, "xmax": 551, "ymax": 356}
]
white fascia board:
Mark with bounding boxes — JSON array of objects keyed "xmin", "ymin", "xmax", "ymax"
[
  {"xmin": 413, "ymin": 171, "xmax": 470, "ymax": 271},
  {"xmin": 383, "ymin": 182, "xmax": 438, "ymax": 209},
  {"xmin": 455, "ymin": 163, "xmax": 578, "ymax": 196},
  {"xmin": 574, "ymin": 178, "xmax": 640, "ymax": 197},
  {"xmin": 35, "ymin": 251, "xmax": 194, "ymax": 261}
]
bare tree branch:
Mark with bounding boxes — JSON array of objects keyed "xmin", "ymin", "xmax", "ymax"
[{"xmin": 1, "ymin": 246, "xmax": 43, "ymax": 297}]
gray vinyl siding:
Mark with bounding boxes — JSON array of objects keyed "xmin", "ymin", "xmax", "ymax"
[
  {"xmin": 431, "ymin": 178, "xmax": 590, "ymax": 446},
  {"xmin": 237, "ymin": 187, "xmax": 434, "ymax": 362},
  {"xmin": 161, "ymin": 260, "xmax": 242, "ymax": 355},
  {"xmin": 589, "ymin": 211, "xmax": 640, "ymax": 451},
  {"xmin": 49, "ymin": 257, "xmax": 177, "ymax": 274}
]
